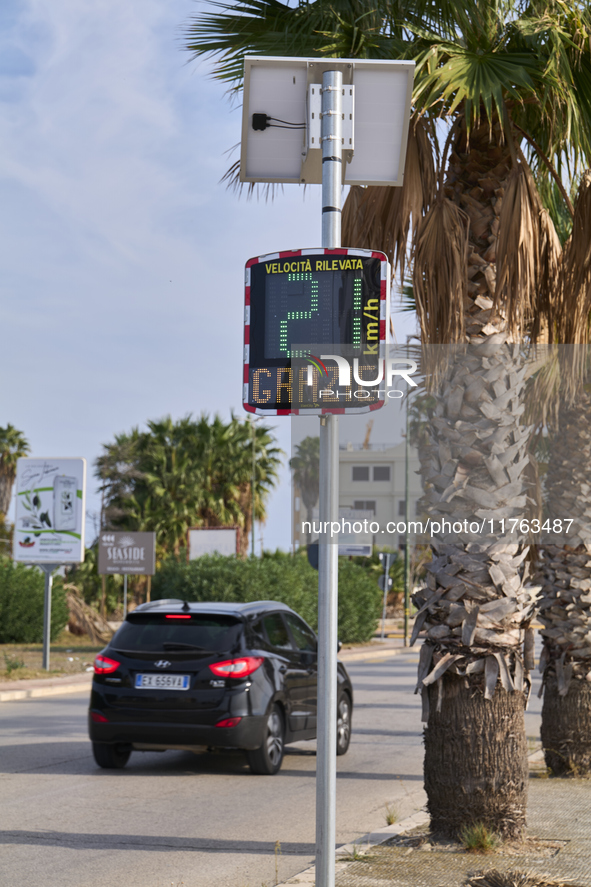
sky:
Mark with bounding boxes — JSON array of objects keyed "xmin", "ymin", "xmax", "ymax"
[{"xmin": 1, "ymin": 0, "xmax": 418, "ymax": 552}]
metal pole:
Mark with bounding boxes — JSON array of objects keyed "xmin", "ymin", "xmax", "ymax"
[
  {"xmin": 41, "ymin": 565, "xmax": 55, "ymax": 671},
  {"xmin": 321, "ymin": 71, "xmax": 342, "ymax": 250},
  {"xmin": 123, "ymin": 574, "xmax": 128, "ymax": 618},
  {"xmin": 381, "ymin": 553, "xmax": 391, "ymax": 640},
  {"xmin": 251, "ymin": 417, "xmax": 256, "ymax": 557},
  {"xmin": 316, "ymin": 68, "xmax": 342, "ymax": 887},
  {"xmin": 404, "ymin": 387, "xmax": 411, "ymax": 647}
]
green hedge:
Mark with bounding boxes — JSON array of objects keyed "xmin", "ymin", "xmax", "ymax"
[
  {"xmin": 151, "ymin": 551, "xmax": 381, "ymax": 644},
  {"xmin": 0, "ymin": 558, "xmax": 69, "ymax": 644}
]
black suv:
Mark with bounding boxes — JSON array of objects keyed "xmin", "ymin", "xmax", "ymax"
[{"xmin": 88, "ymin": 599, "xmax": 353, "ymax": 775}]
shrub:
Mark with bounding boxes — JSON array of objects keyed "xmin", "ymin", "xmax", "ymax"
[
  {"xmin": 151, "ymin": 551, "xmax": 381, "ymax": 644},
  {"xmin": 460, "ymin": 822, "xmax": 500, "ymax": 853},
  {"xmin": 0, "ymin": 558, "xmax": 69, "ymax": 643}
]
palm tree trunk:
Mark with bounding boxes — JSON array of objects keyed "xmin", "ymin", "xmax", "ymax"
[
  {"xmin": 414, "ymin": 119, "xmax": 539, "ymax": 838},
  {"xmin": 541, "ymin": 670, "xmax": 591, "ymax": 775},
  {"xmin": 305, "ymin": 504, "xmax": 313, "ymax": 546},
  {"xmin": 537, "ymin": 392, "xmax": 591, "ymax": 774},
  {"xmin": 424, "ymin": 678, "xmax": 528, "ymax": 837},
  {"xmin": 414, "ymin": 342, "xmax": 537, "ymax": 837},
  {"xmin": 0, "ymin": 466, "xmax": 15, "ymax": 517}
]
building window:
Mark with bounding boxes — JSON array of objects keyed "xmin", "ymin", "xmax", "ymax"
[
  {"xmin": 398, "ymin": 499, "xmax": 406, "ymax": 516},
  {"xmin": 352, "ymin": 466, "xmax": 370, "ymax": 482},
  {"xmin": 353, "ymin": 500, "xmax": 376, "ymax": 514},
  {"xmin": 373, "ymin": 466, "xmax": 391, "ymax": 482}
]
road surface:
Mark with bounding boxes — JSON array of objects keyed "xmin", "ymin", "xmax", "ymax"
[{"xmin": 0, "ymin": 648, "xmax": 542, "ymax": 887}]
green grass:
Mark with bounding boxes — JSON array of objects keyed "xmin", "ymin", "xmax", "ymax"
[
  {"xmin": 385, "ymin": 803, "xmax": 398, "ymax": 826},
  {"xmin": 3, "ymin": 652, "xmax": 25, "ymax": 674},
  {"xmin": 460, "ymin": 823, "xmax": 500, "ymax": 854},
  {"xmin": 341, "ymin": 841, "xmax": 371, "ymax": 861}
]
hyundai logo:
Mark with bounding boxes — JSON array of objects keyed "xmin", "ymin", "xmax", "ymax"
[{"xmin": 154, "ymin": 660, "xmax": 171, "ymax": 669}]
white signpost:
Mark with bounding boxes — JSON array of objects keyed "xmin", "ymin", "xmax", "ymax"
[
  {"xmin": 239, "ymin": 56, "xmax": 413, "ymax": 887},
  {"xmin": 13, "ymin": 457, "xmax": 87, "ymax": 670}
]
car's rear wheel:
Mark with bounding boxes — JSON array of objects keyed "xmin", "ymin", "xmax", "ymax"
[
  {"xmin": 92, "ymin": 742, "xmax": 131, "ymax": 769},
  {"xmin": 336, "ymin": 693, "xmax": 352, "ymax": 756},
  {"xmin": 247, "ymin": 704, "xmax": 285, "ymax": 775}
]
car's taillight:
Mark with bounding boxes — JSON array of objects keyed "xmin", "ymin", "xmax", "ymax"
[
  {"xmin": 90, "ymin": 711, "xmax": 109, "ymax": 723},
  {"xmin": 209, "ymin": 657, "xmax": 263, "ymax": 678},
  {"xmin": 216, "ymin": 717, "xmax": 242, "ymax": 728},
  {"xmin": 165, "ymin": 615, "xmax": 191, "ymax": 619},
  {"xmin": 94, "ymin": 655, "xmax": 120, "ymax": 674}
]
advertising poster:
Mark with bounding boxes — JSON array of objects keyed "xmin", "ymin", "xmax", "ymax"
[
  {"xmin": 98, "ymin": 531, "xmax": 156, "ymax": 575},
  {"xmin": 13, "ymin": 458, "xmax": 86, "ymax": 563}
]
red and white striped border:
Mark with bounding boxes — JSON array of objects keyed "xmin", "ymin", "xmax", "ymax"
[{"xmin": 243, "ymin": 248, "xmax": 390, "ymax": 417}]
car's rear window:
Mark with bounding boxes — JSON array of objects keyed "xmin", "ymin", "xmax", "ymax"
[{"xmin": 112, "ymin": 614, "xmax": 243, "ymax": 653}]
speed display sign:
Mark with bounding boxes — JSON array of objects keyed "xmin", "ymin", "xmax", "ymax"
[{"xmin": 243, "ymin": 247, "xmax": 390, "ymax": 415}]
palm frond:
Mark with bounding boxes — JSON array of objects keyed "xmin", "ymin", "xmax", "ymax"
[
  {"xmin": 413, "ymin": 196, "xmax": 469, "ymax": 345},
  {"xmin": 555, "ymin": 171, "xmax": 591, "ymax": 346},
  {"xmin": 534, "ymin": 172, "xmax": 576, "ymax": 246},
  {"xmin": 183, "ymin": 0, "xmax": 400, "ymax": 88},
  {"xmin": 184, "ymin": 0, "xmax": 313, "ymax": 88},
  {"xmin": 414, "ymin": 39, "xmax": 540, "ymax": 133},
  {"xmin": 494, "ymin": 160, "xmax": 560, "ymax": 342},
  {"xmin": 220, "ymin": 154, "xmax": 284, "ymax": 200},
  {"xmin": 523, "ymin": 346, "xmax": 561, "ymax": 432},
  {"xmin": 342, "ymin": 115, "xmax": 437, "ymax": 279}
]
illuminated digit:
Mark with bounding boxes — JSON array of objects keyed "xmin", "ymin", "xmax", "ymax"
[
  {"xmin": 279, "ymin": 273, "xmax": 319, "ymax": 358},
  {"xmin": 353, "ymin": 277, "xmax": 362, "ymax": 347}
]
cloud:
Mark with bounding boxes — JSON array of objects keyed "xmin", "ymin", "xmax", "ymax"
[{"xmin": 1, "ymin": 1, "xmax": 416, "ymax": 551}]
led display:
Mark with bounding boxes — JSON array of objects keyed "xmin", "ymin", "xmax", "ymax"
[{"xmin": 244, "ymin": 249, "xmax": 389, "ymax": 414}]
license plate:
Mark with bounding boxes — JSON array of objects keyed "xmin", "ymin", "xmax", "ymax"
[{"xmin": 135, "ymin": 673, "xmax": 190, "ymax": 690}]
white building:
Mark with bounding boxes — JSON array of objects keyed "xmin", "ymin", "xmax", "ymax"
[{"xmin": 293, "ymin": 441, "xmax": 422, "ymax": 551}]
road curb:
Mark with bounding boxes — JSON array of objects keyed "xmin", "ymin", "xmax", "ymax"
[
  {"xmin": 0, "ymin": 677, "xmax": 92, "ymax": 703},
  {"xmin": 339, "ymin": 646, "xmax": 405, "ymax": 662},
  {"xmin": 0, "ymin": 646, "xmax": 406, "ymax": 702}
]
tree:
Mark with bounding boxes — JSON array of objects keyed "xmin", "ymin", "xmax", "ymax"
[
  {"xmin": 0, "ymin": 424, "xmax": 30, "ymax": 517},
  {"xmin": 290, "ymin": 435, "xmax": 320, "ymax": 545},
  {"xmin": 537, "ymin": 387, "xmax": 591, "ymax": 775},
  {"xmin": 96, "ymin": 414, "xmax": 282, "ymax": 559},
  {"xmin": 528, "ymin": 331, "xmax": 591, "ymax": 775},
  {"xmin": 184, "ymin": 0, "xmax": 591, "ymax": 837}
]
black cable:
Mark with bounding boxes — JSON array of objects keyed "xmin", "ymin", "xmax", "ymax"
[
  {"xmin": 267, "ymin": 123, "xmax": 306, "ymax": 130},
  {"xmin": 267, "ymin": 116, "xmax": 306, "ymax": 126},
  {"xmin": 252, "ymin": 113, "xmax": 305, "ymax": 133}
]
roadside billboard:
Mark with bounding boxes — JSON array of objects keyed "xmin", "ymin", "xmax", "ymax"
[
  {"xmin": 97, "ymin": 531, "xmax": 156, "ymax": 575},
  {"xmin": 187, "ymin": 527, "xmax": 239, "ymax": 560},
  {"xmin": 13, "ymin": 458, "xmax": 86, "ymax": 563}
]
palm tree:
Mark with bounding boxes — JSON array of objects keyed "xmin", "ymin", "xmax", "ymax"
[
  {"xmin": 184, "ymin": 0, "xmax": 591, "ymax": 837},
  {"xmin": 528, "ymin": 274, "xmax": 591, "ymax": 776},
  {"xmin": 536, "ymin": 386, "xmax": 591, "ymax": 776},
  {"xmin": 238, "ymin": 417, "xmax": 284, "ymax": 556},
  {"xmin": 96, "ymin": 414, "xmax": 282, "ymax": 559},
  {"xmin": 192, "ymin": 413, "xmax": 283, "ymax": 556},
  {"xmin": 290, "ymin": 436, "xmax": 320, "ymax": 545},
  {"xmin": 0, "ymin": 424, "xmax": 30, "ymax": 517}
]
